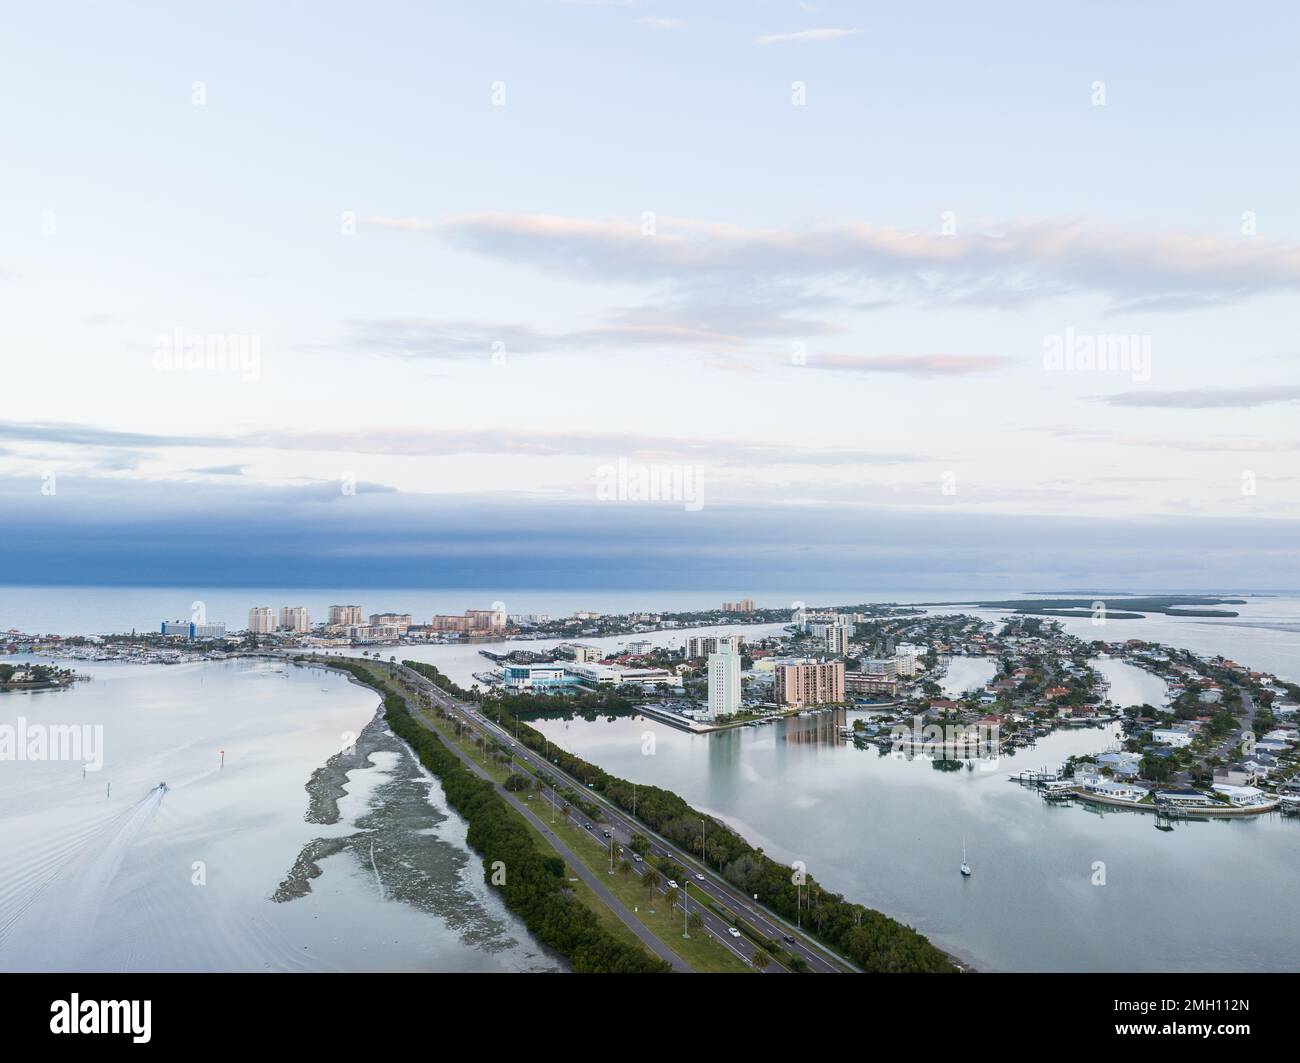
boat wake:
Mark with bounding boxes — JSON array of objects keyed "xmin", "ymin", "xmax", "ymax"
[{"xmin": 0, "ymin": 785, "xmax": 166, "ymax": 967}]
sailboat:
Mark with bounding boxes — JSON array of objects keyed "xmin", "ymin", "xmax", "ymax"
[{"xmin": 960, "ymin": 837, "xmax": 972, "ymax": 877}]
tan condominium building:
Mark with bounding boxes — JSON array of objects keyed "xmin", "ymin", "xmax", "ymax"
[
  {"xmin": 775, "ymin": 660, "xmax": 845, "ymax": 707},
  {"xmin": 465, "ymin": 608, "xmax": 506, "ymax": 630},
  {"xmin": 247, "ymin": 607, "xmax": 275, "ymax": 634},
  {"xmin": 432, "ymin": 608, "xmax": 507, "ymax": 633},
  {"xmin": 369, "ymin": 613, "xmax": 412, "ymax": 633},
  {"xmin": 329, "ymin": 605, "xmax": 364, "ymax": 627},
  {"xmin": 279, "ymin": 606, "xmax": 310, "ymax": 632}
]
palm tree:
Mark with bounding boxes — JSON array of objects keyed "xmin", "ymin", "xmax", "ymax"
[
  {"xmin": 643, "ymin": 869, "xmax": 660, "ymax": 899},
  {"xmin": 751, "ymin": 948, "xmax": 772, "ymax": 972},
  {"xmin": 618, "ymin": 859, "xmax": 633, "ymax": 878},
  {"xmin": 665, "ymin": 887, "xmax": 678, "ymax": 912}
]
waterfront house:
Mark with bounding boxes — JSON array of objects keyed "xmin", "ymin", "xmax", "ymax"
[
  {"xmin": 1151, "ymin": 728, "xmax": 1193, "ymax": 748},
  {"xmin": 1211, "ymin": 784, "xmax": 1273, "ymax": 808},
  {"xmin": 1077, "ymin": 774, "xmax": 1147, "ymax": 803},
  {"xmin": 1156, "ymin": 788, "xmax": 1218, "ymax": 809},
  {"xmin": 1097, "ymin": 751, "xmax": 1142, "ymax": 778}
]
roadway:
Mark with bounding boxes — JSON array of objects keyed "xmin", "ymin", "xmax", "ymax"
[
  {"xmin": 401, "ymin": 680, "xmax": 692, "ymax": 973},
  {"xmin": 385, "ymin": 659, "xmax": 852, "ymax": 974}
]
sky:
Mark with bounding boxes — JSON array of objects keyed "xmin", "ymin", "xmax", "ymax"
[{"xmin": 2, "ymin": 1, "xmax": 1299, "ymax": 592}]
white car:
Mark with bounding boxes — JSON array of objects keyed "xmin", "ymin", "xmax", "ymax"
[
  {"xmin": 694, "ymin": 872, "xmax": 705, "ymax": 880},
  {"xmin": 727, "ymin": 927, "xmax": 742, "ymax": 938},
  {"xmin": 667, "ymin": 880, "xmax": 678, "ymax": 890}
]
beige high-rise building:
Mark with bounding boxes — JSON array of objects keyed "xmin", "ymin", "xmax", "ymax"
[
  {"xmin": 430, "ymin": 606, "xmax": 506, "ymax": 634},
  {"xmin": 775, "ymin": 660, "xmax": 845, "ymax": 707},
  {"xmin": 247, "ymin": 606, "xmax": 274, "ymax": 634},
  {"xmin": 466, "ymin": 608, "xmax": 506, "ymax": 631},
  {"xmin": 279, "ymin": 606, "xmax": 310, "ymax": 632},
  {"xmin": 825, "ymin": 624, "xmax": 851, "ymax": 657},
  {"xmin": 329, "ymin": 605, "xmax": 364, "ymax": 627},
  {"xmin": 369, "ymin": 613, "xmax": 412, "ymax": 633}
]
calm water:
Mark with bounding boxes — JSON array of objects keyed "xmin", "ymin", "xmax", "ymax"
[
  {"xmin": 4, "ymin": 587, "xmax": 1299, "ymax": 972},
  {"xmin": 528, "ymin": 701, "xmax": 1300, "ymax": 972},
  {"xmin": 383, "ymin": 629, "xmax": 1300, "ymax": 973},
  {"xmin": 0, "ymin": 656, "xmax": 560, "ymax": 972},
  {"xmin": 926, "ymin": 594, "xmax": 1300, "ymax": 685}
]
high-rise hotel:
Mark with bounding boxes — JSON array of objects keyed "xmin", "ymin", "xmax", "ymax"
[
  {"xmin": 329, "ymin": 605, "xmax": 364, "ymax": 627},
  {"xmin": 279, "ymin": 606, "xmax": 310, "ymax": 632}
]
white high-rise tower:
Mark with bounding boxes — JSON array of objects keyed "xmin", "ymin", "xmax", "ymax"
[{"xmin": 707, "ymin": 648, "xmax": 741, "ymax": 719}]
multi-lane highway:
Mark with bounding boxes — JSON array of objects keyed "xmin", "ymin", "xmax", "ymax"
[{"xmin": 385, "ymin": 659, "xmax": 854, "ymax": 974}]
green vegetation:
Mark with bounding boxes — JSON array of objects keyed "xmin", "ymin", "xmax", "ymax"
[
  {"xmin": 328, "ymin": 658, "xmax": 670, "ymax": 974},
  {"xmin": 461, "ymin": 679, "xmax": 956, "ymax": 973},
  {"xmin": 540, "ymin": 813, "xmax": 753, "ymax": 973},
  {"xmin": 0, "ymin": 662, "xmax": 73, "ymax": 687},
  {"xmin": 402, "ymin": 659, "xmax": 479, "ymax": 701},
  {"xmin": 937, "ymin": 596, "xmax": 1243, "ymax": 619}
]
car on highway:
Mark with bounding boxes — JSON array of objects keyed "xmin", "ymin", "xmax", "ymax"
[
  {"xmin": 782, "ymin": 934, "xmax": 796, "ymax": 945},
  {"xmin": 667, "ymin": 880, "xmax": 678, "ymax": 890},
  {"xmin": 583, "ymin": 823, "xmax": 593, "ymax": 830},
  {"xmin": 694, "ymin": 872, "xmax": 705, "ymax": 880},
  {"xmin": 727, "ymin": 927, "xmax": 742, "ymax": 938},
  {"xmin": 601, "ymin": 830, "xmax": 612, "ymax": 838},
  {"xmin": 632, "ymin": 853, "xmax": 642, "ymax": 862}
]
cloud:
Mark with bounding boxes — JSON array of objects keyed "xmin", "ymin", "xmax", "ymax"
[
  {"xmin": 1092, "ymin": 384, "xmax": 1300, "ymax": 409},
  {"xmin": 92, "ymin": 451, "xmax": 147, "ymax": 472},
  {"xmin": 755, "ymin": 27, "xmax": 861, "ymax": 45},
  {"xmin": 638, "ymin": 16, "xmax": 683, "ymax": 29},
  {"xmin": 2, "ymin": 472, "xmax": 1296, "ymax": 592},
  {"xmin": 359, "ymin": 214, "xmax": 436, "ymax": 233},
  {"xmin": 808, "ymin": 354, "xmax": 1011, "ymax": 375},
  {"xmin": 1040, "ymin": 425, "xmax": 1300, "ymax": 453},
  {"xmin": 438, "ymin": 213, "xmax": 1300, "ymax": 311},
  {"xmin": 188, "ymin": 463, "xmax": 248, "ymax": 476},
  {"xmin": 0, "ymin": 419, "xmax": 935, "ymax": 468},
  {"xmin": 344, "ymin": 315, "xmax": 771, "ymax": 358},
  {"xmin": 0, "ymin": 421, "xmax": 225, "ymax": 449}
]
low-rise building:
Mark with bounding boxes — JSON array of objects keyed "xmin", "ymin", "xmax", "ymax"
[{"xmin": 501, "ymin": 664, "xmax": 574, "ymax": 692}]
